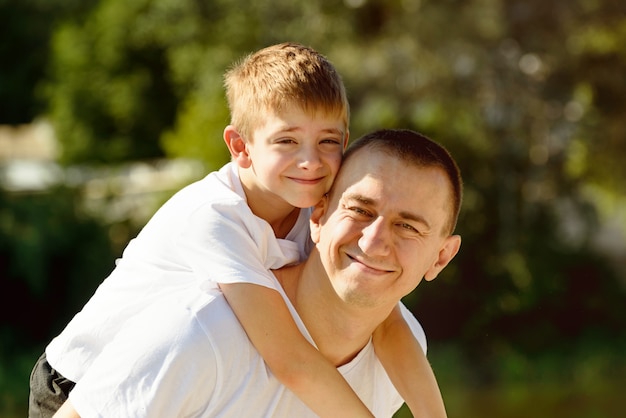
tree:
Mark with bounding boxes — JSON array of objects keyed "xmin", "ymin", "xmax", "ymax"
[
  {"xmin": 0, "ymin": 187, "xmax": 116, "ymax": 345},
  {"xmin": 0, "ymin": 0, "xmax": 98, "ymax": 124},
  {"xmin": 37, "ymin": 0, "xmax": 626, "ymax": 365}
]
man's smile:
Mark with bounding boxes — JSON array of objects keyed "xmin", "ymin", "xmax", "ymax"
[{"xmin": 345, "ymin": 251, "xmax": 395, "ymax": 275}]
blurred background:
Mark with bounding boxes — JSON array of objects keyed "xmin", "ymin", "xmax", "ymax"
[{"xmin": 1, "ymin": 0, "xmax": 625, "ymax": 416}]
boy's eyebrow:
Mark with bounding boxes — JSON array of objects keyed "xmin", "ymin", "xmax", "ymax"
[
  {"xmin": 343, "ymin": 192, "xmax": 432, "ymax": 230},
  {"xmin": 280, "ymin": 125, "xmax": 344, "ymax": 136},
  {"xmin": 321, "ymin": 127, "xmax": 345, "ymax": 136}
]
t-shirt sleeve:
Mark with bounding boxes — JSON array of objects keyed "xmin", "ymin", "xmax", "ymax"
[
  {"xmin": 398, "ymin": 301, "xmax": 428, "ymax": 354},
  {"xmin": 177, "ymin": 199, "xmax": 299, "ymax": 289},
  {"xmin": 69, "ymin": 298, "xmax": 218, "ymax": 418}
]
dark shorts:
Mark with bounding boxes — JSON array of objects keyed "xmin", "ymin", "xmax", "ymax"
[{"xmin": 28, "ymin": 352, "xmax": 76, "ymax": 418}]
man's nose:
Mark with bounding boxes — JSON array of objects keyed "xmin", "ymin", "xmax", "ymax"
[{"xmin": 358, "ymin": 217, "xmax": 391, "ymax": 257}]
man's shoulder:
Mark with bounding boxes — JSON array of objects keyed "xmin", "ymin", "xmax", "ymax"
[
  {"xmin": 109, "ymin": 286, "xmax": 255, "ymax": 366},
  {"xmin": 184, "ymin": 286, "xmax": 257, "ymax": 353}
]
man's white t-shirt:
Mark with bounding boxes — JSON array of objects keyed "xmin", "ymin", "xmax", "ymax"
[{"xmin": 68, "ymin": 273, "xmax": 426, "ymax": 418}]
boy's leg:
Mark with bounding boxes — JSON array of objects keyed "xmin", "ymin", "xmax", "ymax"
[{"xmin": 28, "ymin": 352, "xmax": 75, "ymax": 418}]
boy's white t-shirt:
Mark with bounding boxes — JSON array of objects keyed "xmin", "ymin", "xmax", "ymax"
[{"xmin": 46, "ymin": 162, "xmax": 313, "ymax": 383}]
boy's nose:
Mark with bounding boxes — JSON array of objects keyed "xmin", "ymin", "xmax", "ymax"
[{"xmin": 297, "ymin": 146, "xmax": 323, "ymax": 170}]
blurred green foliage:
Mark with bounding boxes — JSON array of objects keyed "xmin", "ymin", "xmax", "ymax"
[
  {"xmin": 0, "ymin": 0, "xmax": 98, "ymax": 124},
  {"xmin": 0, "ymin": 187, "xmax": 117, "ymax": 344},
  {"xmin": 1, "ymin": 0, "xmax": 626, "ymax": 416}
]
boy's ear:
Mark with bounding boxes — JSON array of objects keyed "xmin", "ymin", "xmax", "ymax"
[
  {"xmin": 424, "ymin": 235, "xmax": 461, "ymax": 282},
  {"xmin": 309, "ymin": 195, "xmax": 329, "ymax": 244},
  {"xmin": 223, "ymin": 125, "xmax": 252, "ymax": 168},
  {"xmin": 343, "ymin": 130, "xmax": 350, "ymax": 151}
]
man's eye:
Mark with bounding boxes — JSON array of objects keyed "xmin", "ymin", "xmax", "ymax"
[
  {"xmin": 349, "ymin": 207, "xmax": 370, "ymax": 216},
  {"xmin": 399, "ymin": 223, "xmax": 419, "ymax": 233}
]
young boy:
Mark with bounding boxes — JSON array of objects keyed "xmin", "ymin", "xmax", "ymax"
[{"xmin": 29, "ymin": 43, "xmax": 446, "ymax": 418}]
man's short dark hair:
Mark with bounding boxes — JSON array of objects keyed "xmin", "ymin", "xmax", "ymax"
[{"xmin": 343, "ymin": 129, "xmax": 463, "ymax": 234}]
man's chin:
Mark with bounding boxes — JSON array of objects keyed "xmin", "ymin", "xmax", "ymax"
[{"xmin": 336, "ymin": 284, "xmax": 379, "ymax": 309}]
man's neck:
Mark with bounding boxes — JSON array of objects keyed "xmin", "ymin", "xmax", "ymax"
[{"xmin": 277, "ymin": 251, "xmax": 390, "ymax": 367}]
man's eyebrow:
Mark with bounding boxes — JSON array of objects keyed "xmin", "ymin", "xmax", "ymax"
[
  {"xmin": 399, "ymin": 210, "xmax": 431, "ymax": 231},
  {"xmin": 344, "ymin": 192, "xmax": 432, "ymax": 230},
  {"xmin": 343, "ymin": 193, "xmax": 374, "ymax": 206}
]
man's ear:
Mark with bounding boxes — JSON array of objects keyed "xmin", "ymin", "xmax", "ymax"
[
  {"xmin": 424, "ymin": 235, "xmax": 461, "ymax": 281},
  {"xmin": 223, "ymin": 125, "xmax": 251, "ymax": 168},
  {"xmin": 309, "ymin": 195, "xmax": 329, "ymax": 244}
]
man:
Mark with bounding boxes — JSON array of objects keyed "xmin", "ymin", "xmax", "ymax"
[{"xmin": 53, "ymin": 128, "xmax": 462, "ymax": 417}]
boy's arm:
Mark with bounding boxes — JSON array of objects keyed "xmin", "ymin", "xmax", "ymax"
[
  {"xmin": 373, "ymin": 304, "xmax": 448, "ymax": 418},
  {"xmin": 220, "ymin": 282, "xmax": 374, "ymax": 418},
  {"xmin": 180, "ymin": 190, "xmax": 372, "ymax": 415}
]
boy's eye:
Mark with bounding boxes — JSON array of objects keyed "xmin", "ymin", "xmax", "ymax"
[
  {"xmin": 320, "ymin": 138, "xmax": 342, "ymax": 145},
  {"xmin": 276, "ymin": 138, "xmax": 297, "ymax": 144}
]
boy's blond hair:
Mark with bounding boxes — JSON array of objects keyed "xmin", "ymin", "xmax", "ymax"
[{"xmin": 224, "ymin": 42, "xmax": 349, "ymax": 141}]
